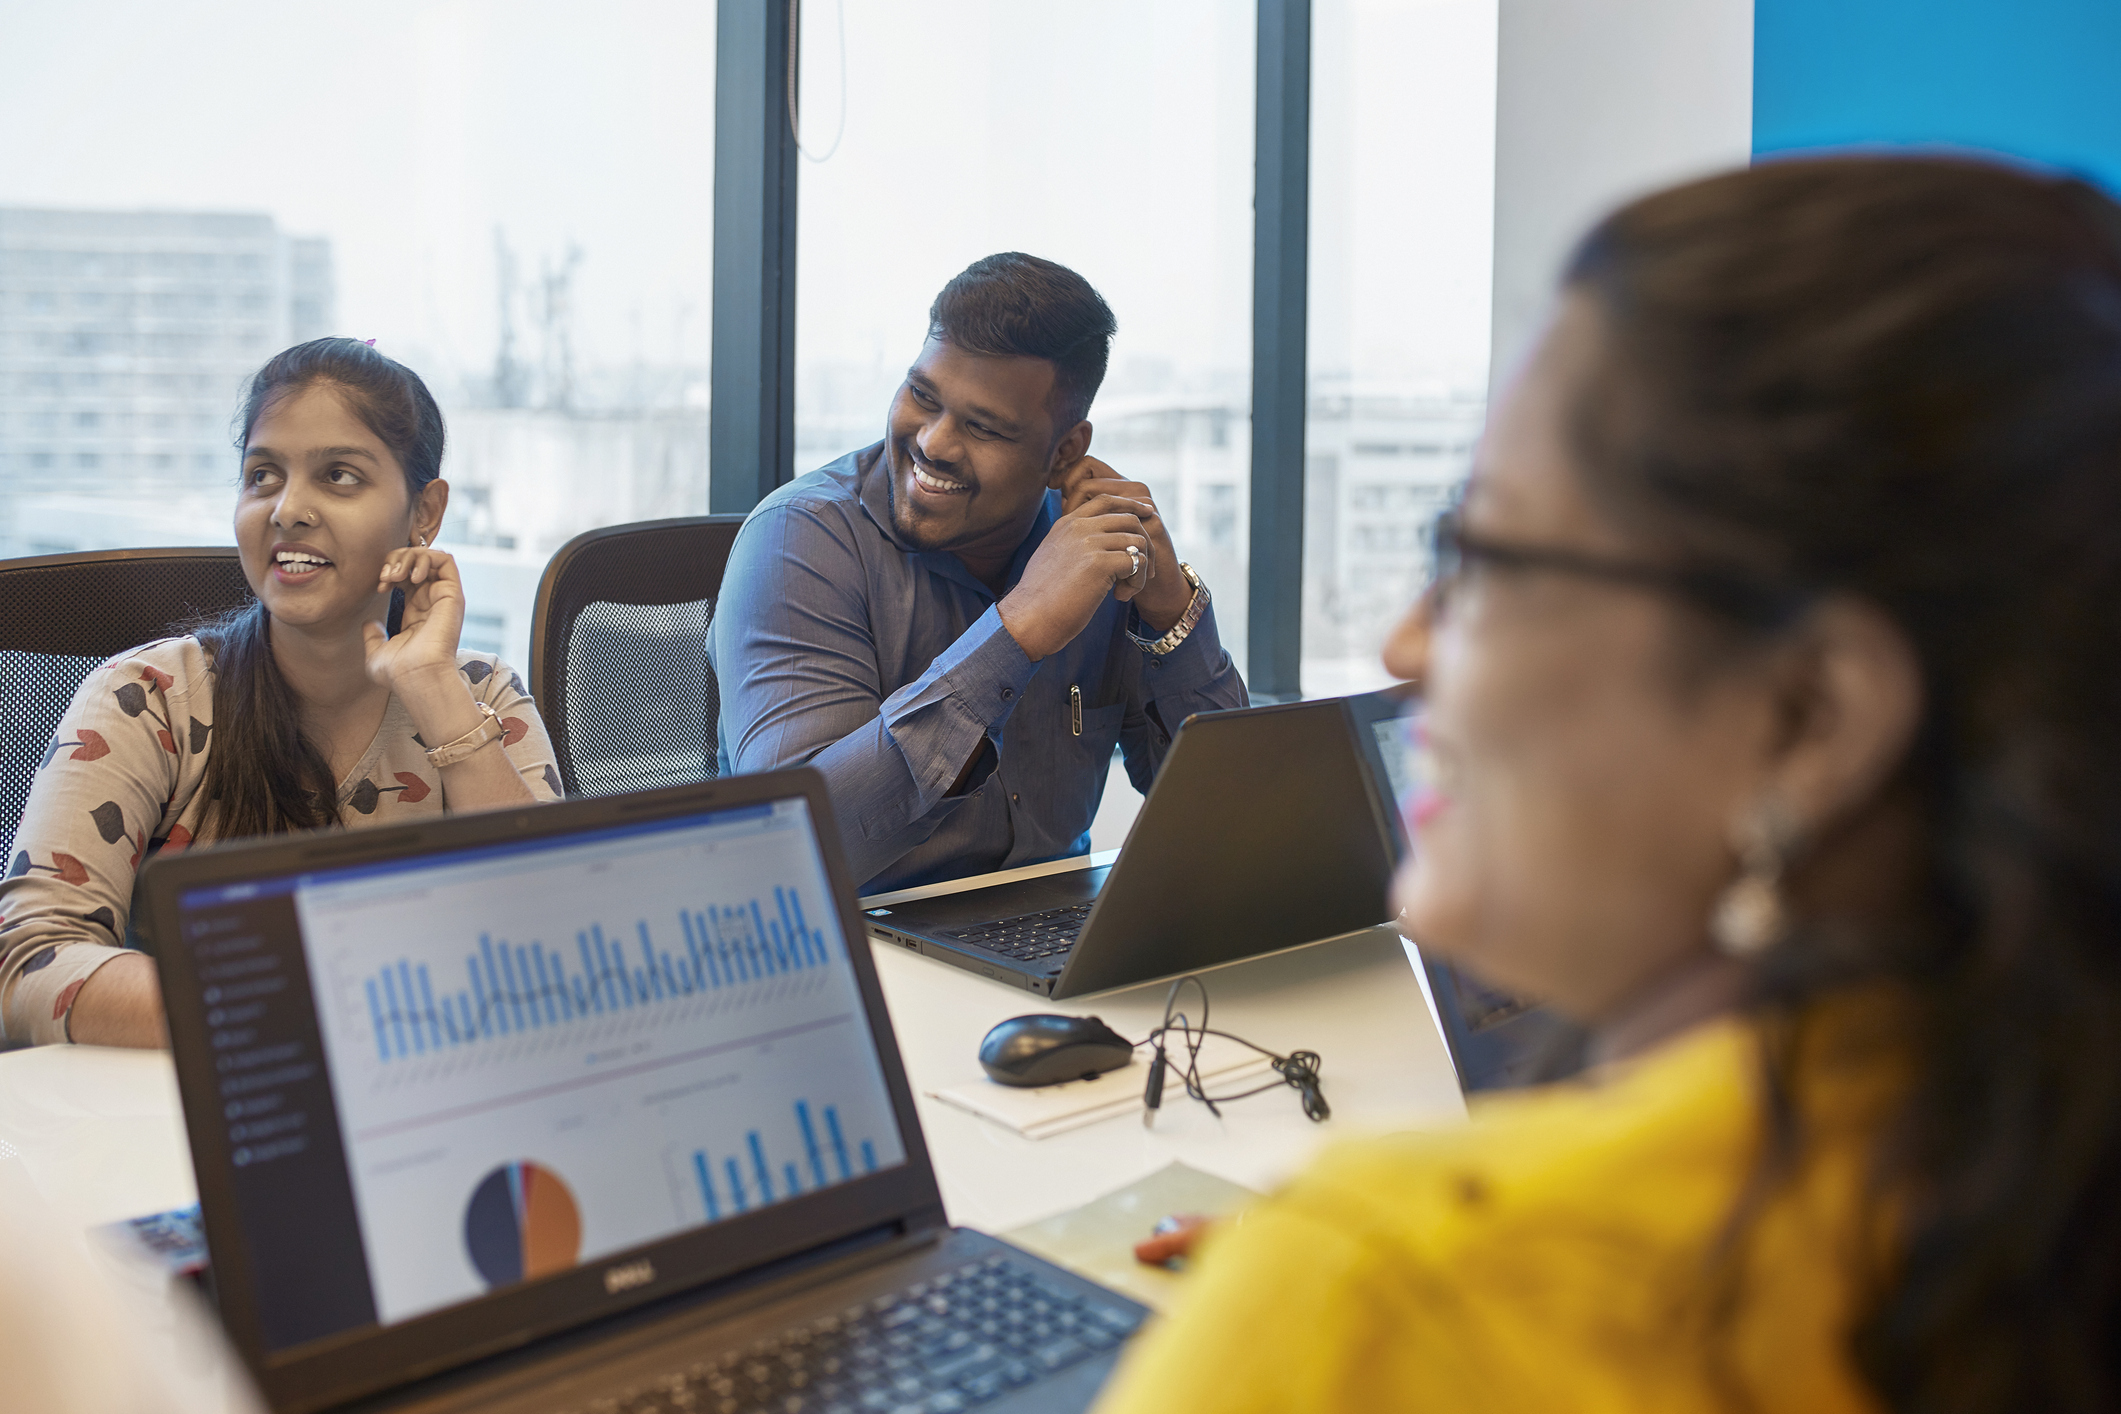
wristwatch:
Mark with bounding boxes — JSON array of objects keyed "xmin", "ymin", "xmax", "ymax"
[
  {"xmin": 425, "ymin": 700, "xmax": 506, "ymax": 769},
  {"xmin": 1126, "ymin": 562, "xmax": 1211, "ymax": 656}
]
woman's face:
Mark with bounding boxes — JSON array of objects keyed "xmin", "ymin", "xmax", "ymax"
[
  {"xmin": 1386, "ymin": 295, "xmax": 1789, "ymax": 1022},
  {"xmin": 235, "ymin": 383, "xmax": 427, "ymax": 635}
]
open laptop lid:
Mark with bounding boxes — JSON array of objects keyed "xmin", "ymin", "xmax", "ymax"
[
  {"xmin": 140, "ymin": 769, "xmax": 942, "ymax": 1414},
  {"xmin": 1050, "ymin": 697, "xmax": 1403, "ymax": 998},
  {"xmin": 1341, "ymin": 685, "xmax": 1418, "ymax": 863}
]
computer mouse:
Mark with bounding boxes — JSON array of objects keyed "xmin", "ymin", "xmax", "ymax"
[{"xmin": 978, "ymin": 1014, "xmax": 1137, "ymax": 1088}]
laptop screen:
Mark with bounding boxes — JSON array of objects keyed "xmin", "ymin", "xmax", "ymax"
[{"xmin": 173, "ymin": 794, "xmax": 910, "ymax": 1354}]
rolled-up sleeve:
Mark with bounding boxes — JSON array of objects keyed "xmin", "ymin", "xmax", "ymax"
[{"xmin": 712, "ymin": 498, "xmax": 1037, "ymax": 884}]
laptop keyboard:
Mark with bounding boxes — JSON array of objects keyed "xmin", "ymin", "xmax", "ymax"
[
  {"xmin": 568, "ymin": 1253, "xmax": 1143, "ymax": 1414},
  {"xmin": 938, "ymin": 905, "xmax": 1094, "ymax": 963}
]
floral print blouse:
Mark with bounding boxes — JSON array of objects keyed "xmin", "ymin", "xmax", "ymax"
[{"xmin": 0, "ymin": 637, "xmax": 562, "ymax": 1046}]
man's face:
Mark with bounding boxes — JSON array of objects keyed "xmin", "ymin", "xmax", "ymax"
[{"xmin": 883, "ymin": 336, "xmax": 1078, "ymax": 559}]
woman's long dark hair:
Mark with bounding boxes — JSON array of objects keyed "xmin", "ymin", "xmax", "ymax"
[
  {"xmin": 1562, "ymin": 158, "xmax": 2121, "ymax": 1413},
  {"xmin": 194, "ymin": 338, "xmax": 446, "ymax": 838}
]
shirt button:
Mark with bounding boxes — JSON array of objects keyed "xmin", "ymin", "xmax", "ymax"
[
  {"xmin": 999, "ymin": 686, "xmax": 1014, "ymax": 700},
  {"xmin": 1150, "ymin": 657, "xmax": 1164, "ymax": 670},
  {"xmin": 1011, "ymin": 793, "xmax": 1020, "ymax": 804}
]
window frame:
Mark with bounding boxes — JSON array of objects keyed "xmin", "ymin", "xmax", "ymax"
[{"xmin": 709, "ymin": 0, "xmax": 1315, "ymax": 693}]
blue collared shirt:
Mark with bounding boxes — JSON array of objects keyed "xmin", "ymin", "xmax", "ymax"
[{"xmin": 709, "ymin": 443, "xmax": 1248, "ymax": 893}]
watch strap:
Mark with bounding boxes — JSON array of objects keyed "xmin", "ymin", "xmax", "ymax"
[
  {"xmin": 425, "ymin": 700, "xmax": 505, "ymax": 769},
  {"xmin": 1126, "ymin": 563, "xmax": 1210, "ymax": 657}
]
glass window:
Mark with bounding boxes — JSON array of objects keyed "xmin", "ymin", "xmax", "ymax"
[
  {"xmin": 0, "ymin": 2, "xmax": 716, "ymax": 674},
  {"xmin": 792, "ymin": 0, "xmax": 1257, "ymax": 670},
  {"xmin": 1305, "ymin": 0, "xmax": 1497, "ymax": 695}
]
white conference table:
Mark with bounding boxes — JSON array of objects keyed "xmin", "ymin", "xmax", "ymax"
[{"xmin": 0, "ymin": 853, "xmax": 1467, "ymax": 1248}]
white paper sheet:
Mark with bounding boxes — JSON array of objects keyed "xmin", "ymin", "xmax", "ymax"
[{"xmin": 925, "ymin": 1034, "xmax": 1276, "ymax": 1140}]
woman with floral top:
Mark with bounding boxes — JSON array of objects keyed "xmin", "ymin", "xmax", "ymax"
[{"xmin": 0, "ymin": 338, "xmax": 561, "ymax": 1049}]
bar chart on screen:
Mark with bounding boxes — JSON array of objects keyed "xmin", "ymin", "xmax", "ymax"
[
  {"xmin": 292, "ymin": 803, "xmax": 913, "ymax": 1326},
  {"xmin": 349, "ymin": 885, "xmax": 834, "ymax": 1065},
  {"xmin": 664, "ymin": 1096, "xmax": 886, "ymax": 1225}
]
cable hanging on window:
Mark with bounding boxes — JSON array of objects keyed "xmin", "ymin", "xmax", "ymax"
[{"xmin": 786, "ymin": 0, "xmax": 848, "ymax": 164}]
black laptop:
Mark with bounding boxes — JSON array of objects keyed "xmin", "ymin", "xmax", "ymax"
[
  {"xmin": 139, "ymin": 769, "xmax": 1147, "ymax": 1414},
  {"xmin": 862, "ymin": 694, "xmax": 1407, "ymax": 998}
]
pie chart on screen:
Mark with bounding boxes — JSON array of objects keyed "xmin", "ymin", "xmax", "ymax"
[{"xmin": 464, "ymin": 1161, "xmax": 582, "ymax": 1288}]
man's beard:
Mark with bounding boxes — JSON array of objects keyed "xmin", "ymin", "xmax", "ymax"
[{"xmin": 884, "ymin": 440, "xmax": 958, "ymax": 551}]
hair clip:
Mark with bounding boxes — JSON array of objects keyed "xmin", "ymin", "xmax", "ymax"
[{"xmin": 364, "ymin": 338, "xmax": 377, "ymax": 346}]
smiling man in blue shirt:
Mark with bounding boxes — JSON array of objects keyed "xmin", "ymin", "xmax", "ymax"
[{"xmin": 709, "ymin": 253, "xmax": 1248, "ymax": 893}]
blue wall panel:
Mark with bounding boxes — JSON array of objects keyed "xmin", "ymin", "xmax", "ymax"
[{"xmin": 1754, "ymin": 0, "xmax": 2121, "ymax": 195}]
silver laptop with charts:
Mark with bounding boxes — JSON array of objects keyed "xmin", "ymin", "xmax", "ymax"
[{"xmin": 141, "ymin": 768, "xmax": 1146, "ymax": 1414}]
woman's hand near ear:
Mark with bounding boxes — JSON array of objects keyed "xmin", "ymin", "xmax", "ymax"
[
  {"xmin": 364, "ymin": 545, "xmax": 535, "ymax": 811},
  {"xmin": 364, "ymin": 544, "xmax": 468, "ymax": 692}
]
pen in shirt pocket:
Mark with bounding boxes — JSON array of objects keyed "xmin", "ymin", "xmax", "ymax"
[{"xmin": 1073, "ymin": 625, "xmax": 1130, "ymax": 738}]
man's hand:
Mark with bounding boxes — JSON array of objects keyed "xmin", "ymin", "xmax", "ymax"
[
  {"xmin": 1054, "ymin": 457, "xmax": 1191, "ymax": 632},
  {"xmin": 998, "ymin": 490, "xmax": 1156, "ymax": 662}
]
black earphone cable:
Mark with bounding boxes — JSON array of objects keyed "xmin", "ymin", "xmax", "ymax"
[{"xmin": 1137, "ymin": 975, "xmax": 1330, "ymax": 1125}]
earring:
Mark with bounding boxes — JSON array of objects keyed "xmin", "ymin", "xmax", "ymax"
[
  {"xmin": 413, "ymin": 534, "xmax": 428, "ymax": 547},
  {"xmin": 1711, "ymin": 799, "xmax": 1798, "ymax": 958}
]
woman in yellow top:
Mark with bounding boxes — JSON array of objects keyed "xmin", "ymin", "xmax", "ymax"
[{"xmin": 1098, "ymin": 156, "xmax": 2121, "ymax": 1413}]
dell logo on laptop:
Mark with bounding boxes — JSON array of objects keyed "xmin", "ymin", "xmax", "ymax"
[{"xmin": 603, "ymin": 1260, "xmax": 655, "ymax": 1294}]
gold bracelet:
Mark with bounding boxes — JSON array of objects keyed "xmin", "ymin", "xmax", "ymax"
[{"xmin": 424, "ymin": 700, "xmax": 505, "ymax": 769}]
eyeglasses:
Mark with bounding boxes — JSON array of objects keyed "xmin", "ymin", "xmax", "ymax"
[{"xmin": 1424, "ymin": 507, "xmax": 1812, "ymax": 627}]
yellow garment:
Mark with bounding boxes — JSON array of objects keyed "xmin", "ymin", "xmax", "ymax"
[{"xmin": 1095, "ymin": 1012, "xmax": 1892, "ymax": 1414}]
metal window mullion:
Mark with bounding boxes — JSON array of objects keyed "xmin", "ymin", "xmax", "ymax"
[
  {"xmin": 1249, "ymin": 0, "xmax": 1311, "ymax": 702},
  {"xmin": 710, "ymin": 0, "xmax": 800, "ymax": 513}
]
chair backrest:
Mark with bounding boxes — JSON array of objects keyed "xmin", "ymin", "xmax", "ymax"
[
  {"xmin": 0, "ymin": 547, "xmax": 255, "ymax": 852},
  {"xmin": 528, "ymin": 515, "xmax": 746, "ymax": 799}
]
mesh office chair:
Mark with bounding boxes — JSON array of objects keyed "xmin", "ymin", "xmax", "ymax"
[
  {"xmin": 529, "ymin": 515, "xmax": 747, "ymax": 799},
  {"xmin": 0, "ymin": 547, "xmax": 255, "ymax": 853}
]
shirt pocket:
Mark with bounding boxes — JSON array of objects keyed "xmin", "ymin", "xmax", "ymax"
[{"xmin": 1047, "ymin": 700, "xmax": 1126, "ymax": 841}]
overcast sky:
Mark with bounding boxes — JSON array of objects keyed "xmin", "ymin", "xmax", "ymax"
[{"xmin": 1, "ymin": 0, "xmax": 1495, "ymax": 407}]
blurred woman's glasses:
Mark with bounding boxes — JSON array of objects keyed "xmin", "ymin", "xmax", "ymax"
[{"xmin": 1423, "ymin": 507, "xmax": 1811, "ymax": 627}]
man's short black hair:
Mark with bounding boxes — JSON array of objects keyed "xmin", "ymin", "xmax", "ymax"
[{"xmin": 927, "ymin": 253, "xmax": 1117, "ymax": 430}]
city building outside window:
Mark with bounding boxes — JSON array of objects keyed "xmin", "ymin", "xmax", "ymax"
[
  {"xmin": 791, "ymin": 0, "xmax": 1258, "ymax": 671},
  {"xmin": 0, "ymin": 1, "xmax": 718, "ymax": 674},
  {"xmin": 1306, "ymin": 0, "xmax": 1498, "ymax": 695},
  {"xmin": 4, "ymin": 2, "xmax": 1498, "ymax": 705}
]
